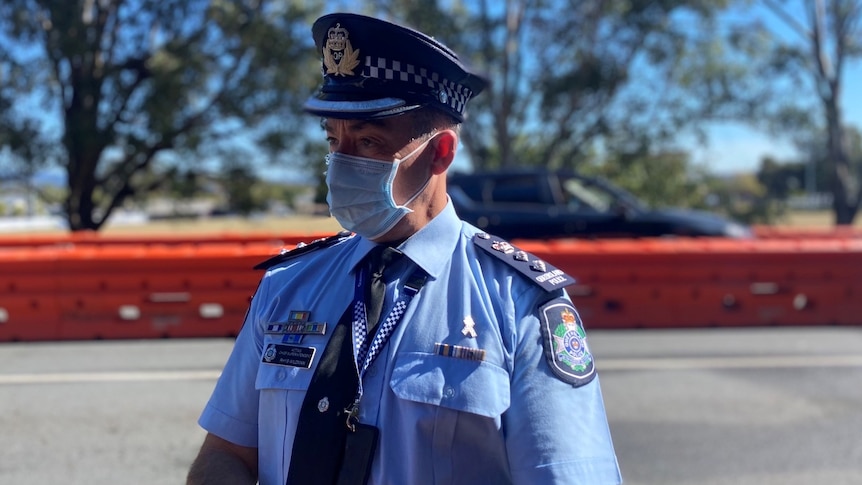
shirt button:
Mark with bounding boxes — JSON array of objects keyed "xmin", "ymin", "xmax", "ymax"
[
  {"xmin": 276, "ymin": 370, "xmax": 286, "ymax": 381},
  {"xmin": 443, "ymin": 385, "xmax": 455, "ymax": 398}
]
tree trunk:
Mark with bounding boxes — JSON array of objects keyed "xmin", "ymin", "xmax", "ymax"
[{"xmin": 825, "ymin": 96, "xmax": 860, "ymax": 226}]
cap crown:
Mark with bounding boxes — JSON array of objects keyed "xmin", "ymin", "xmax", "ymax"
[{"xmin": 304, "ymin": 13, "xmax": 487, "ymax": 122}]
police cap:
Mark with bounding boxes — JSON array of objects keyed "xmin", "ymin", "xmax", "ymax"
[{"xmin": 303, "ymin": 13, "xmax": 487, "ymax": 122}]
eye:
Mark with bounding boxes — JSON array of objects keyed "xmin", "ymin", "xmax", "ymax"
[{"xmin": 358, "ymin": 137, "xmax": 376, "ymax": 148}]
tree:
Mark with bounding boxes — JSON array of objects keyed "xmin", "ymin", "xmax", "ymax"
[
  {"xmin": 0, "ymin": 87, "xmax": 64, "ymax": 215},
  {"xmin": 0, "ymin": 0, "xmax": 321, "ymax": 231},
  {"xmin": 371, "ymin": 1, "xmax": 734, "ymax": 172},
  {"xmin": 220, "ymin": 157, "xmax": 260, "ymax": 216},
  {"xmin": 580, "ymin": 149, "xmax": 710, "ymax": 208},
  {"xmin": 757, "ymin": 156, "xmax": 806, "ymax": 200},
  {"xmin": 732, "ymin": 0, "xmax": 862, "ymax": 225}
]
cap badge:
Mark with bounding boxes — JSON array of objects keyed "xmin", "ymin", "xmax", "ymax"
[{"xmin": 323, "ymin": 23, "xmax": 360, "ymax": 77}]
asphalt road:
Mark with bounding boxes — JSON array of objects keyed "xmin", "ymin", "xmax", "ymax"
[{"xmin": 1, "ymin": 327, "xmax": 860, "ymax": 485}]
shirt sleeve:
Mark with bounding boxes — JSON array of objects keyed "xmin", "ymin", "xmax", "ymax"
[
  {"xmin": 503, "ymin": 288, "xmax": 622, "ymax": 484},
  {"xmin": 197, "ymin": 276, "xmax": 269, "ymax": 448}
]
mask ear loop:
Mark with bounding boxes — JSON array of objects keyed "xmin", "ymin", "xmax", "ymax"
[{"xmin": 388, "ymin": 136, "xmax": 436, "ymax": 208}]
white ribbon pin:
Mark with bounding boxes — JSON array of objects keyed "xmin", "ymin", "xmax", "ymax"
[{"xmin": 461, "ymin": 316, "xmax": 478, "ymax": 338}]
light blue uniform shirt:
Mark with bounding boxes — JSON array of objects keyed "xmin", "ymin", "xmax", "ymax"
[{"xmin": 199, "ymin": 201, "xmax": 621, "ymax": 484}]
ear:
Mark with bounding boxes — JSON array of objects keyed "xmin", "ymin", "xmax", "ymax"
[{"xmin": 429, "ymin": 130, "xmax": 457, "ymax": 175}]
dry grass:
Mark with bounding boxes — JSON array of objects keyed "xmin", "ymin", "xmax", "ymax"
[
  {"xmin": 3, "ymin": 210, "xmax": 860, "ymax": 238},
  {"xmin": 101, "ymin": 210, "xmax": 861, "ymax": 235},
  {"xmin": 100, "ymin": 215, "xmax": 345, "ymax": 236},
  {"xmin": 772, "ymin": 210, "xmax": 862, "ymax": 228}
]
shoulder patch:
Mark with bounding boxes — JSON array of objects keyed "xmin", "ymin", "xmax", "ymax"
[
  {"xmin": 254, "ymin": 231, "xmax": 353, "ymax": 270},
  {"xmin": 539, "ymin": 298, "xmax": 596, "ymax": 387},
  {"xmin": 472, "ymin": 233, "xmax": 575, "ymax": 292}
]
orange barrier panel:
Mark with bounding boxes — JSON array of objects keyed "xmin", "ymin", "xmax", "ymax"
[
  {"xmin": 1, "ymin": 242, "xmax": 279, "ymax": 342},
  {"xmin": 2, "ymin": 234, "xmax": 862, "ymax": 342},
  {"xmin": 0, "ymin": 250, "xmax": 63, "ymax": 341},
  {"xmin": 49, "ymin": 242, "xmax": 277, "ymax": 340},
  {"xmin": 515, "ymin": 237, "xmax": 862, "ymax": 329}
]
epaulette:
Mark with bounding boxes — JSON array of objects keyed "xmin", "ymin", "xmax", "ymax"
[
  {"xmin": 472, "ymin": 232, "xmax": 575, "ymax": 292},
  {"xmin": 254, "ymin": 231, "xmax": 353, "ymax": 270}
]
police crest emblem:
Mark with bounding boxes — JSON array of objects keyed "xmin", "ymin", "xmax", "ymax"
[
  {"xmin": 539, "ymin": 298, "xmax": 596, "ymax": 386},
  {"xmin": 323, "ymin": 22, "xmax": 360, "ymax": 76},
  {"xmin": 263, "ymin": 344, "xmax": 277, "ymax": 363}
]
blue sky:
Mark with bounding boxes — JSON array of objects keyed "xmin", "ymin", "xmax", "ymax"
[
  {"xmin": 12, "ymin": 2, "xmax": 862, "ymax": 184},
  {"xmin": 454, "ymin": 3, "xmax": 862, "ymax": 178},
  {"xmin": 686, "ymin": 61, "xmax": 862, "ymax": 177},
  {"xmin": 450, "ymin": 58, "xmax": 862, "ymax": 177},
  {"xmin": 686, "ymin": 2, "xmax": 862, "ymax": 176}
]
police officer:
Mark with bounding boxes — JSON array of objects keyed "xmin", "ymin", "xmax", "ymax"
[{"xmin": 188, "ymin": 12, "xmax": 621, "ymax": 485}]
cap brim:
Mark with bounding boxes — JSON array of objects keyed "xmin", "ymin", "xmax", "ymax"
[{"xmin": 303, "ymin": 96, "xmax": 424, "ymax": 119}]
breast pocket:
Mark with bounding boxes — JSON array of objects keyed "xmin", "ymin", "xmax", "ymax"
[
  {"xmin": 388, "ymin": 352, "xmax": 513, "ymax": 484},
  {"xmin": 389, "ymin": 352, "xmax": 510, "ymax": 418}
]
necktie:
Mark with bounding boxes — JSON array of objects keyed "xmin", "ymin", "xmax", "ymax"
[
  {"xmin": 286, "ymin": 304, "xmax": 358, "ymax": 485},
  {"xmin": 364, "ymin": 246, "xmax": 403, "ymax": 334},
  {"xmin": 286, "ymin": 246, "xmax": 402, "ymax": 485}
]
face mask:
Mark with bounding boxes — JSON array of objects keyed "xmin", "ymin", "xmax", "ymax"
[{"xmin": 325, "ymin": 138, "xmax": 432, "ymax": 239}]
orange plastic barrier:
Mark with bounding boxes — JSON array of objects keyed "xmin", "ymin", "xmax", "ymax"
[
  {"xmin": 0, "ymin": 249, "xmax": 63, "ymax": 341},
  {"xmin": 2, "ymin": 235, "xmax": 861, "ymax": 342},
  {"xmin": 0, "ymin": 242, "xmax": 278, "ymax": 342},
  {"xmin": 516, "ymin": 237, "xmax": 862, "ymax": 329}
]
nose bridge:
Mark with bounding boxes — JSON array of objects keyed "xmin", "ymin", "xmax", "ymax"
[
  {"xmin": 329, "ymin": 122, "xmax": 356, "ymax": 154},
  {"xmin": 332, "ymin": 138, "xmax": 355, "ymax": 154}
]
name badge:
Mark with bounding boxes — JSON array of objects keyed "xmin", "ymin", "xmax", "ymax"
[{"xmin": 262, "ymin": 343, "xmax": 316, "ymax": 369}]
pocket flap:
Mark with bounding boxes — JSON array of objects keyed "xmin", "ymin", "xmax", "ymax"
[{"xmin": 390, "ymin": 352, "xmax": 510, "ymax": 418}]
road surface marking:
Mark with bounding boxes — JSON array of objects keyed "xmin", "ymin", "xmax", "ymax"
[
  {"xmin": 597, "ymin": 354, "xmax": 862, "ymax": 371},
  {"xmin": 0, "ymin": 370, "xmax": 221, "ymax": 385},
  {"xmin": 1, "ymin": 354, "xmax": 860, "ymax": 385}
]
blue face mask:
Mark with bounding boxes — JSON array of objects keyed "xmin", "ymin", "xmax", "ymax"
[{"xmin": 325, "ymin": 138, "xmax": 432, "ymax": 240}]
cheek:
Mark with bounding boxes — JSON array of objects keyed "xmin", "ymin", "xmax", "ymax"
[{"xmin": 393, "ymin": 159, "xmax": 431, "ymax": 203}]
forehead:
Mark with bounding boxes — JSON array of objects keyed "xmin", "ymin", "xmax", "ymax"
[{"xmin": 321, "ymin": 117, "xmax": 413, "ymax": 135}]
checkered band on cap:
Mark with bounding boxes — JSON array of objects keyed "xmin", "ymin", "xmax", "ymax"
[{"xmin": 363, "ymin": 56, "xmax": 473, "ymax": 116}]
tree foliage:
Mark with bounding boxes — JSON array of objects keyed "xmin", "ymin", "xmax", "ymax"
[
  {"xmin": 4, "ymin": 0, "xmax": 861, "ymax": 230},
  {"xmin": 0, "ymin": 0, "xmax": 321, "ymax": 230},
  {"xmin": 725, "ymin": 0, "xmax": 862, "ymax": 225},
  {"xmin": 580, "ymin": 149, "xmax": 709, "ymax": 208},
  {"xmin": 371, "ymin": 0, "xmax": 734, "ymax": 172}
]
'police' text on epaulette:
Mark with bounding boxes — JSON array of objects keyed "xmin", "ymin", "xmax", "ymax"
[
  {"xmin": 254, "ymin": 231, "xmax": 353, "ymax": 270},
  {"xmin": 472, "ymin": 233, "xmax": 575, "ymax": 292}
]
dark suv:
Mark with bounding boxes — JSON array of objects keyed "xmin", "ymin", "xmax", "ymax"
[{"xmin": 447, "ymin": 169, "xmax": 752, "ymax": 240}]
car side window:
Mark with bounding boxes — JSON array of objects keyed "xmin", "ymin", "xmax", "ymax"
[
  {"xmin": 490, "ymin": 177, "xmax": 543, "ymax": 205},
  {"xmin": 452, "ymin": 179, "xmax": 484, "ymax": 202},
  {"xmin": 563, "ymin": 179, "xmax": 612, "ymax": 213}
]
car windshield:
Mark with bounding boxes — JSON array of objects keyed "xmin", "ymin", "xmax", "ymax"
[{"xmin": 560, "ymin": 175, "xmax": 647, "ymax": 213}]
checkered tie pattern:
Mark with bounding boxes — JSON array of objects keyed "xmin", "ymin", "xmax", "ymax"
[
  {"xmin": 352, "ymin": 246, "xmax": 414, "ymax": 378},
  {"xmin": 358, "ymin": 299, "xmax": 408, "ymax": 375},
  {"xmin": 352, "ymin": 300, "xmax": 369, "ymax": 365}
]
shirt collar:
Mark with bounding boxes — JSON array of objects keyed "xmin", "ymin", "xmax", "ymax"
[
  {"xmin": 398, "ymin": 200, "xmax": 460, "ymax": 279},
  {"xmin": 347, "ymin": 200, "xmax": 461, "ymax": 280}
]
